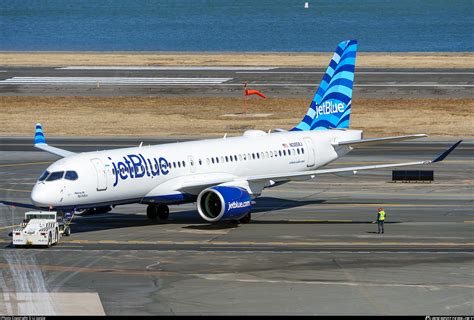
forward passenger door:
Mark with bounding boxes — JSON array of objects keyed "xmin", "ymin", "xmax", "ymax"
[{"xmin": 90, "ymin": 158, "xmax": 108, "ymax": 191}]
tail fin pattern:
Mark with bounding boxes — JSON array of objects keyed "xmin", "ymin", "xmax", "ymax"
[
  {"xmin": 34, "ymin": 123, "xmax": 46, "ymax": 144},
  {"xmin": 292, "ymin": 40, "xmax": 357, "ymax": 131}
]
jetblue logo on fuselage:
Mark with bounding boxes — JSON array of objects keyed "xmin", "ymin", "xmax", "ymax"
[
  {"xmin": 315, "ymin": 101, "xmax": 345, "ymax": 118},
  {"xmin": 228, "ymin": 200, "xmax": 251, "ymax": 210},
  {"xmin": 110, "ymin": 154, "xmax": 169, "ymax": 187}
]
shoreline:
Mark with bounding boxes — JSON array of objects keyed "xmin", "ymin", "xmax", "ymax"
[{"xmin": 1, "ymin": 52, "xmax": 473, "ymax": 68}]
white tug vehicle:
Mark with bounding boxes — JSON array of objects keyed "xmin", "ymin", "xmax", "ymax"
[{"xmin": 12, "ymin": 211, "xmax": 72, "ymax": 247}]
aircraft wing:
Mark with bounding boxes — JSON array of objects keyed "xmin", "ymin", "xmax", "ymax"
[
  {"xmin": 146, "ymin": 173, "xmax": 237, "ymax": 196},
  {"xmin": 178, "ymin": 174, "xmax": 236, "ymax": 192},
  {"xmin": 34, "ymin": 123, "xmax": 75, "ymax": 158},
  {"xmin": 332, "ymin": 134, "xmax": 427, "ymax": 148},
  {"xmin": 246, "ymin": 140, "xmax": 462, "ymax": 183}
]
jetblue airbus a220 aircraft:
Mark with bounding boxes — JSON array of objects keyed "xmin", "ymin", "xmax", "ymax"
[{"xmin": 30, "ymin": 40, "xmax": 461, "ymax": 223}]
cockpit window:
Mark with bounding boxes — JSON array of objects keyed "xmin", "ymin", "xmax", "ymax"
[
  {"xmin": 46, "ymin": 171, "xmax": 64, "ymax": 181},
  {"xmin": 38, "ymin": 171, "xmax": 50, "ymax": 181},
  {"xmin": 65, "ymin": 171, "xmax": 78, "ymax": 181}
]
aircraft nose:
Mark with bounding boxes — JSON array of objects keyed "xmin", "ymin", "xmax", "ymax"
[{"xmin": 31, "ymin": 184, "xmax": 56, "ymax": 208}]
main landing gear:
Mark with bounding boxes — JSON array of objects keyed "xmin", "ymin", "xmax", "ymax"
[
  {"xmin": 239, "ymin": 213, "xmax": 251, "ymax": 224},
  {"xmin": 146, "ymin": 204, "xmax": 170, "ymax": 221}
]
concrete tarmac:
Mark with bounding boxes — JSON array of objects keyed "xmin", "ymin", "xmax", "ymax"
[
  {"xmin": 0, "ymin": 139, "xmax": 472, "ymax": 315},
  {"xmin": 1, "ymin": 67, "xmax": 473, "ymax": 98}
]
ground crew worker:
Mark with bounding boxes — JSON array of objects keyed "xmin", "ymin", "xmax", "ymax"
[{"xmin": 373, "ymin": 207, "xmax": 386, "ymax": 234}]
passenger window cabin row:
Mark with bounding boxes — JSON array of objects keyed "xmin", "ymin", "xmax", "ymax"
[
  {"xmin": 112, "ymin": 147, "xmax": 306, "ymax": 176},
  {"xmin": 205, "ymin": 147, "xmax": 305, "ymax": 166}
]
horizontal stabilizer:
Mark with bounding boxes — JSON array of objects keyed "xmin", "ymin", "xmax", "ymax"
[
  {"xmin": 332, "ymin": 134, "xmax": 427, "ymax": 147},
  {"xmin": 35, "ymin": 143, "xmax": 75, "ymax": 158}
]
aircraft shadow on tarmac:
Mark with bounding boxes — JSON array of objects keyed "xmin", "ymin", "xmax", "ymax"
[
  {"xmin": 2, "ymin": 196, "xmax": 401, "ymax": 238},
  {"xmin": 65, "ymin": 195, "xmax": 325, "ymax": 234},
  {"xmin": 251, "ymin": 197, "xmax": 326, "ymax": 213}
]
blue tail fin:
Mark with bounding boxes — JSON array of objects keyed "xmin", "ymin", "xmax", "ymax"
[{"xmin": 292, "ymin": 40, "xmax": 357, "ymax": 131}]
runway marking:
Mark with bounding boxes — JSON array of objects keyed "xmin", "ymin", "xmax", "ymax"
[
  {"xmin": 58, "ymin": 66, "xmax": 276, "ymax": 71},
  {"xmin": 1, "ymin": 78, "xmax": 472, "ymax": 87},
  {"xmin": 464, "ymin": 221, "xmax": 474, "ymax": 223},
  {"xmin": 0, "ymin": 77, "xmax": 233, "ymax": 85},
  {"xmin": 0, "ymin": 161, "xmax": 52, "ymax": 168}
]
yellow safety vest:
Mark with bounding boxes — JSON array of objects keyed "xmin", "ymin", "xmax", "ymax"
[{"xmin": 378, "ymin": 211, "xmax": 386, "ymax": 221}]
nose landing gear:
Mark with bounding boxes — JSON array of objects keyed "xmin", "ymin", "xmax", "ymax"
[{"xmin": 146, "ymin": 204, "xmax": 170, "ymax": 221}]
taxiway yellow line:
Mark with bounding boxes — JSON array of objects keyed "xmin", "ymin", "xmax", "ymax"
[
  {"xmin": 281, "ymin": 189, "xmax": 473, "ymax": 198},
  {"xmin": 332, "ymin": 160, "xmax": 473, "ymax": 165},
  {"xmin": 0, "ymin": 238, "xmax": 472, "ymax": 247},
  {"xmin": 0, "ymin": 143, "xmax": 134, "ymax": 148},
  {"xmin": 286, "ymin": 219, "xmax": 353, "ymax": 223},
  {"xmin": 356, "ymin": 147, "xmax": 474, "ymax": 151},
  {"xmin": 2, "ymin": 239, "xmax": 470, "ymax": 246},
  {"xmin": 0, "ymin": 224, "xmax": 20, "ymax": 231},
  {"xmin": 324, "ymin": 191, "xmax": 474, "ymax": 197},
  {"xmin": 257, "ymin": 204, "xmax": 467, "ymax": 210},
  {"xmin": 0, "ymin": 187, "xmax": 30, "ymax": 193},
  {"xmin": 0, "ymin": 161, "xmax": 52, "ymax": 167}
]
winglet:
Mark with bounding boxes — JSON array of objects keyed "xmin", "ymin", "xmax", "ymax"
[
  {"xmin": 34, "ymin": 123, "xmax": 46, "ymax": 145},
  {"xmin": 33, "ymin": 123, "xmax": 75, "ymax": 158},
  {"xmin": 432, "ymin": 140, "xmax": 462, "ymax": 163}
]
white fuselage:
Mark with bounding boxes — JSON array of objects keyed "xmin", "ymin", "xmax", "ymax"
[{"xmin": 31, "ymin": 129, "xmax": 362, "ymax": 210}]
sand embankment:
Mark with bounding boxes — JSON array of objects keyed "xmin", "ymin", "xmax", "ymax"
[
  {"xmin": 1, "ymin": 52, "xmax": 473, "ymax": 68},
  {"xmin": 0, "ymin": 96, "xmax": 471, "ymax": 138}
]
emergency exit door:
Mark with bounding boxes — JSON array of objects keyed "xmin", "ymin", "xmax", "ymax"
[
  {"xmin": 187, "ymin": 155, "xmax": 196, "ymax": 173},
  {"xmin": 90, "ymin": 158, "xmax": 108, "ymax": 191}
]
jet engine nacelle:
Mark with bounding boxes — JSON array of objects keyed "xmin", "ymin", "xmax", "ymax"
[{"xmin": 197, "ymin": 186, "xmax": 251, "ymax": 222}]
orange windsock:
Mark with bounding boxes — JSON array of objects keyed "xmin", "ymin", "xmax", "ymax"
[{"xmin": 245, "ymin": 89, "xmax": 267, "ymax": 99}]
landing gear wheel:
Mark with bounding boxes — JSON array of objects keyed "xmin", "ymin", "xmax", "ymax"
[
  {"xmin": 147, "ymin": 205, "xmax": 158, "ymax": 220},
  {"xmin": 157, "ymin": 204, "xmax": 169, "ymax": 220},
  {"xmin": 64, "ymin": 227, "xmax": 71, "ymax": 236},
  {"xmin": 239, "ymin": 213, "xmax": 251, "ymax": 224}
]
